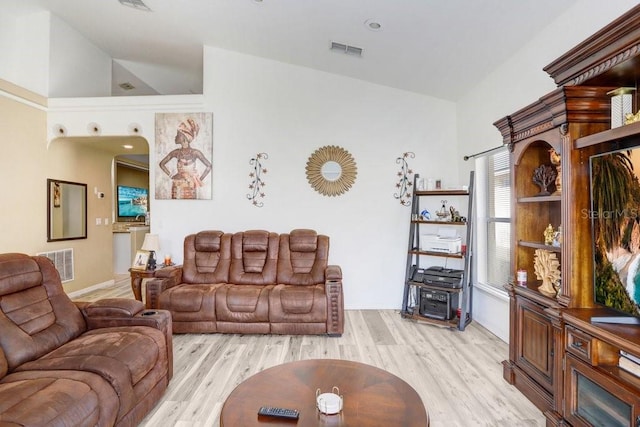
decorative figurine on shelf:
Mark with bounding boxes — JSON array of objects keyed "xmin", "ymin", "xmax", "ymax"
[
  {"xmin": 534, "ymin": 249, "xmax": 561, "ymax": 298},
  {"xmin": 549, "ymin": 148, "xmax": 561, "ymax": 195},
  {"xmin": 435, "ymin": 200, "xmax": 449, "ymax": 221},
  {"xmin": 552, "ymin": 225, "xmax": 562, "ymax": 247},
  {"xmin": 449, "ymin": 205, "xmax": 462, "ymax": 222},
  {"xmin": 532, "ymin": 164, "xmax": 557, "ymax": 196},
  {"xmin": 625, "ymin": 110, "xmax": 640, "ymax": 124},
  {"xmin": 543, "ymin": 224, "xmax": 554, "ymax": 246}
]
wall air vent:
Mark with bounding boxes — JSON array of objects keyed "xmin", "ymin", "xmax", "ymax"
[
  {"xmin": 118, "ymin": 0, "xmax": 152, "ymax": 12},
  {"xmin": 37, "ymin": 249, "xmax": 74, "ymax": 283},
  {"xmin": 330, "ymin": 41, "xmax": 363, "ymax": 57},
  {"xmin": 119, "ymin": 82, "xmax": 136, "ymax": 90}
]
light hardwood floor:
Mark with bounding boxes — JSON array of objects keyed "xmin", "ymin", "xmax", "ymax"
[{"xmin": 74, "ymin": 278, "xmax": 545, "ymax": 426}]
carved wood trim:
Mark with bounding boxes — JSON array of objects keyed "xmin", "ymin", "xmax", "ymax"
[{"xmin": 544, "ymin": 5, "xmax": 640, "ymax": 86}]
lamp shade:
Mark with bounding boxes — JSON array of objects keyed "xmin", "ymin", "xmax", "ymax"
[{"xmin": 141, "ymin": 233, "xmax": 160, "ymax": 252}]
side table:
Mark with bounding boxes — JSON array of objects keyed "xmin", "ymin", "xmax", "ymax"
[{"xmin": 128, "ymin": 268, "xmax": 155, "ymax": 301}]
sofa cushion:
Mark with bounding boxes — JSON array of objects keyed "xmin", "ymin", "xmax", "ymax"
[
  {"xmin": 277, "ymin": 230, "xmax": 328, "ymax": 285},
  {"xmin": 158, "ymin": 284, "xmax": 220, "ymax": 321},
  {"xmin": 182, "ymin": 231, "xmax": 231, "ymax": 284},
  {"xmin": 0, "ymin": 254, "xmax": 86, "ymax": 370},
  {"xmin": 229, "ymin": 231, "xmax": 278, "ymax": 285},
  {"xmin": 215, "ymin": 284, "xmax": 272, "ymax": 322},
  {"xmin": 15, "ymin": 326, "xmax": 167, "ymax": 421},
  {"xmin": 0, "ymin": 369, "xmax": 119, "ymax": 427},
  {"xmin": 269, "ymin": 284, "xmax": 327, "ymax": 322},
  {"xmin": 289, "ymin": 229, "xmax": 319, "ymax": 252}
]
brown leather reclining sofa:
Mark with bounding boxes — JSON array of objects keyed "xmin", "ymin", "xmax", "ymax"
[
  {"xmin": 146, "ymin": 229, "xmax": 344, "ymax": 335},
  {"xmin": 0, "ymin": 253, "xmax": 173, "ymax": 427}
]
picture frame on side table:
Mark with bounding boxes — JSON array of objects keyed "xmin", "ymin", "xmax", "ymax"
[{"xmin": 132, "ymin": 250, "xmax": 150, "ymax": 270}]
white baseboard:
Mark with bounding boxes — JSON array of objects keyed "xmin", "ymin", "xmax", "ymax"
[{"xmin": 67, "ymin": 279, "xmax": 115, "ymax": 299}]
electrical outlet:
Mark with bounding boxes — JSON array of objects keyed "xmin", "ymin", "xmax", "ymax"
[
  {"xmin": 96, "ymin": 218, "xmax": 102, "ymax": 225},
  {"xmin": 104, "ymin": 218, "xmax": 109, "ymax": 225}
]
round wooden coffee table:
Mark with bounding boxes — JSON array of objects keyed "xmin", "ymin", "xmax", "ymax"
[{"xmin": 220, "ymin": 359, "xmax": 429, "ymax": 426}]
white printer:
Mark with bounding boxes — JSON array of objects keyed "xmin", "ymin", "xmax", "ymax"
[{"xmin": 420, "ymin": 227, "xmax": 462, "ymax": 254}]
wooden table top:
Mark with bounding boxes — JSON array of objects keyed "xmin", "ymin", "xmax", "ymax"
[{"xmin": 220, "ymin": 358, "xmax": 429, "ymax": 426}]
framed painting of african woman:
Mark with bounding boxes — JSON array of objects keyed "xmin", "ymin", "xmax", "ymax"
[{"xmin": 155, "ymin": 112, "xmax": 213, "ymax": 200}]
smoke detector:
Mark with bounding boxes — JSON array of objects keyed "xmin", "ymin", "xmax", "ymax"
[{"xmin": 118, "ymin": 0, "xmax": 152, "ymax": 12}]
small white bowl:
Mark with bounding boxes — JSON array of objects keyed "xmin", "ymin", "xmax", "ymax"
[{"xmin": 316, "ymin": 387, "xmax": 343, "ymax": 415}]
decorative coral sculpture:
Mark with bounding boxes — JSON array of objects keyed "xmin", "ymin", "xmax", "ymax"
[
  {"xmin": 532, "ymin": 164, "xmax": 557, "ymax": 196},
  {"xmin": 534, "ymin": 249, "xmax": 561, "ymax": 298}
]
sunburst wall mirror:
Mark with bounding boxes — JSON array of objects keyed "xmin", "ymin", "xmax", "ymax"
[{"xmin": 306, "ymin": 145, "xmax": 357, "ymax": 196}]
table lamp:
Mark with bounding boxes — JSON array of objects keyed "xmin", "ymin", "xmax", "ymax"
[{"xmin": 141, "ymin": 233, "xmax": 160, "ymax": 270}]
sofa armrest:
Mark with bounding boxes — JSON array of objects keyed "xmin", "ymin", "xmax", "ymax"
[
  {"xmin": 145, "ymin": 266, "xmax": 183, "ymax": 309},
  {"xmin": 155, "ymin": 264, "xmax": 183, "ymax": 281},
  {"xmin": 77, "ymin": 299, "xmax": 174, "ymax": 380},
  {"xmin": 79, "ymin": 298, "xmax": 145, "ymax": 318},
  {"xmin": 325, "ymin": 266, "xmax": 344, "ymax": 336},
  {"xmin": 326, "ymin": 265, "xmax": 342, "ymax": 280}
]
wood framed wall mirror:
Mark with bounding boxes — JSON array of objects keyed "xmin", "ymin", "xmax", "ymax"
[
  {"xmin": 306, "ymin": 145, "xmax": 357, "ymax": 196},
  {"xmin": 47, "ymin": 179, "xmax": 87, "ymax": 242}
]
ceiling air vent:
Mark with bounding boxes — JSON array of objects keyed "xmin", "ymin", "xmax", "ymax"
[
  {"xmin": 330, "ymin": 41, "xmax": 363, "ymax": 57},
  {"xmin": 119, "ymin": 82, "xmax": 136, "ymax": 90}
]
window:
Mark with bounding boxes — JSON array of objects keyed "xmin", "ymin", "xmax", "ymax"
[{"xmin": 475, "ymin": 148, "xmax": 511, "ymax": 290}]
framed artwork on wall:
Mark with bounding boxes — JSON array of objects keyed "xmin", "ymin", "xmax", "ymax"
[{"xmin": 155, "ymin": 112, "xmax": 213, "ymax": 200}]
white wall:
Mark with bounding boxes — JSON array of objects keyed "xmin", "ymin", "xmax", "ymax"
[
  {"xmin": 0, "ymin": 11, "xmax": 112, "ymax": 98},
  {"xmin": 48, "ymin": 47, "xmax": 460, "ymax": 310},
  {"xmin": 48, "ymin": 14, "xmax": 112, "ymax": 97},
  {"xmin": 0, "ymin": 11, "xmax": 50, "ymax": 96}
]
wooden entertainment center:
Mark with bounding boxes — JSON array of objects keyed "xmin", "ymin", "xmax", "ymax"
[{"xmin": 495, "ymin": 6, "xmax": 640, "ymax": 426}]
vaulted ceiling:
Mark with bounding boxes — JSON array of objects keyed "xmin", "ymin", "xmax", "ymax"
[{"xmin": 5, "ymin": 0, "xmax": 578, "ymax": 101}]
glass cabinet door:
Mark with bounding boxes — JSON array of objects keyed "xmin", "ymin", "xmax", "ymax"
[{"xmin": 565, "ymin": 355, "xmax": 639, "ymax": 427}]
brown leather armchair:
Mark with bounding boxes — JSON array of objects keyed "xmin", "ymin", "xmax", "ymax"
[
  {"xmin": 0, "ymin": 253, "xmax": 172, "ymax": 427},
  {"xmin": 147, "ymin": 229, "xmax": 344, "ymax": 335}
]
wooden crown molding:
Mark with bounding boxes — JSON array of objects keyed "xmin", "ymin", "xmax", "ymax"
[{"xmin": 544, "ymin": 5, "xmax": 640, "ymax": 86}]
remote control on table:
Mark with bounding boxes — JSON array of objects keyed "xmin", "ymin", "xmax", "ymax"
[{"xmin": 258, "ymin": 406, "xmax": 300, "ymax": 420}]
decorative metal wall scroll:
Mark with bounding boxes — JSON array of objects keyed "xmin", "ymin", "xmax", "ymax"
[
  {"xmin": 247, "ymin": 153, "xmax": 268, "ymax": 207},
  {"xmin": 394, "ymin": 152, "xmax": 415, "ymax": 206}
]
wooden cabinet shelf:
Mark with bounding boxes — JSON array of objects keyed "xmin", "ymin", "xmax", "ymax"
[
  {"xmin": 575, "ymin": 120, "xmax": 640, "ymax": 149},
  {"xmin": 518, "ymin": 240, "xmax": 561, "ymax": 252},
  {"xmin": 518, "ymin": 195, "xmax": 562, "ymax": 203}
]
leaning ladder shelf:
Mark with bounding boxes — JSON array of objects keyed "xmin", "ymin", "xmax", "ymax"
[{"xmin": 400, "ymin": 171, "xmax": 475, "ymax": 331}]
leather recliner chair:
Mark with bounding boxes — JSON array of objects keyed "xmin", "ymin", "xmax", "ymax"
[{"xmin": 0, "ymin": 253, "xmax": 173, "ymax": 427}]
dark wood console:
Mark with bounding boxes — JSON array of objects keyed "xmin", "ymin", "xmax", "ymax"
[{"xmin": 495, "ymin": 5, "xmax": 640, "ymax": 427}]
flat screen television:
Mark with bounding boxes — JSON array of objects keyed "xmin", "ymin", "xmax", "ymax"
[
  {"xmin": 589, "ymin": 145, "xmax": 640, "ymax": 324},
  {"xmin": 117, "ymin": 185, "xmax": 148, "ymax": 219}
]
